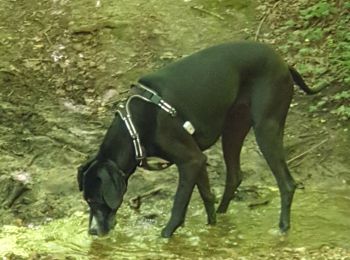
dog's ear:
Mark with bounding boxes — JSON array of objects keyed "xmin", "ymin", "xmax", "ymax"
[
  {"xmin": 99, "ymin": 169, "xmax": 119, "ymax": 209},
  {"xmin": 77, "ymin": 157, "xmax": 97, "ymax": 191},
  {"xmin": 77, "ymin": 166, "xmax": 84, "ymax": 191},
  {"xmin": 98, "ymin": 162, "xmax": 126, "ymax": 209}
]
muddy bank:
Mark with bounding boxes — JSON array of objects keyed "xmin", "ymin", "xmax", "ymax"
[{"xmin": 0, "ymin": 0, "xmax": 253, "ymax": 227}]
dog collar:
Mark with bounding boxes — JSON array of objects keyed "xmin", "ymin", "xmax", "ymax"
[{"xmin": 116, "ymin": 83, "xmax": 177, "ymax": 167}]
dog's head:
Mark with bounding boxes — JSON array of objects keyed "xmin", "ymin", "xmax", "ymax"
[{"xmin": 77, "ymin": 158, "xmax": 127, "ymax": 236}]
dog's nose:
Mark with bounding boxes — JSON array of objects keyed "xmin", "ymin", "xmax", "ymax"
[
  {"xmin": 89, "ymin": 216, "xmax": 100, "ymax": 236},
  {"xmin": 89, "ymin": 227, "xmax": 98, "ymax": 236}
]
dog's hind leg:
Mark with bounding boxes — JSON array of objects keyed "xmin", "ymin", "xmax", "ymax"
[
  {"xmin": 251, "ymin": 79, "xmax": 296, "ymax": 232},
  {"xmin": 217, "ymin": 103, "xmax": 251, "ymax": 213}
]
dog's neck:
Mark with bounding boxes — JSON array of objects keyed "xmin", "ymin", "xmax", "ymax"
[{"xmin": 98, "ymin": 115, "xmax": 138, "ymax": 176}]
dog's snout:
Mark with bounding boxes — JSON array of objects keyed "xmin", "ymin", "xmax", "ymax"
[
  {"xmin": 88, "ymin": 214, "xmax": 115, "ymax": 236},
  {"xmin": 89, "ymin": 215, "xmax": 101, "ymax": 236},
  {"xmin": 89, "ymin": 225, "xmax": 109, "ymax": 236},
  {"xmin": 89, "ymin": 227, "xmax": 99, "ymax": 236}
]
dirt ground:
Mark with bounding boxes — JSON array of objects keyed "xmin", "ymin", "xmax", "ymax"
[{"xmin": 0, "ymin": 0, "xmax": 349, "ymax": 259}]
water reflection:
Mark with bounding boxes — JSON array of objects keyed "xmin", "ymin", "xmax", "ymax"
[
  {"xmin": 0, "ymin": 185, "xmax": 349, "ymax": 258},
  {"xmin": 87, "ymin": 186, "xmax": 350, "ymax": 259}
]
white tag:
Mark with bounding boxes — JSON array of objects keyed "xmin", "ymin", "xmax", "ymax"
[{"xmin": 183, "ymin": 121, "xmax": 195, "ymax": 135}]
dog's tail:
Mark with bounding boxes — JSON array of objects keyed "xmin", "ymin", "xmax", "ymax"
[{"xmin": 289, "ymin": 66, "xmax": 327, "ymax": 94}]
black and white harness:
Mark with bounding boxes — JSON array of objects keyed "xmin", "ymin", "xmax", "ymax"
[{"xmin": 116, "ymin": 83, "xmax": 195, "ymax": 169}]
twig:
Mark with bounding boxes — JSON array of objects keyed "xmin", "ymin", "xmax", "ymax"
[
  {"xmin": 0, "ymin": 69, "xmax": 17, "ymax": 76},
  {"xmin": 129, "ymin": 187, "xmax": 163, "ymax": 210},
  {"xmin": 24, "ymin": 135, "xmax": 87, "ymax": 156},
  {"xmin": 24, "ymin": 58, "xmax": 51, "ymax": 62},
  {"xmin": 4, "ymin": 183, "xmax": 30, "ymax": 208},
  {"xmin": 44, "ymin": 32, "xmax": 52, "ymax": 46},
  {"xmin": 191, "ymin": 5, "xmax": 224, "ymax": 21},
  {"xmin": 287, "ymin": 138, "xmax": 328, "ymax": 164},
  {"xmin": 64, "ymin": 145, "xmax": 87, "ymax": 156},
  {"xmin": 26, "ymin": 154, "xmax": 41, "ymax": 168},
  {"xmin": 248, "ymin": 199, "xmax": 270, "ymax": 209},
  {"xmin": 255, "ymin": 1, "xmax": 280, "ymax": 41},
  {"xmin": 7, "ymin": 90, "xmax": 14, "ymax": 97},
  {"xmin": 124, "ymin": 62, "xmax": 139, "ymax": 73}
]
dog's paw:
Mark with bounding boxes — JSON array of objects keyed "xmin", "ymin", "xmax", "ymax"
[
  {"xmin": 161, "ymin": 228, "xmax": 173, "ymax": 238},
  {"xmin": 207, "ymin": 211, "xmax": 217, "ymax": 225},
  {"xmin": 279, "ymin": 222, "xmax": 290, "ymax": 234},
  {"xmin": 216, "ymin": 205, "xmax": 228, "ymax": 214}
]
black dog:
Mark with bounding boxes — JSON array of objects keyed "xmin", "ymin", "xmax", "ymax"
[{"xmin": 77, "ymin": 41, "xmax": 324, "ymax": 238}]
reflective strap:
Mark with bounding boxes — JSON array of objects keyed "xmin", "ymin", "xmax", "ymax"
[
  {"xmin": 159, "ymin": 99, "xmax": 177, "ymax": 116},
  {"xmin": 116, "ymin": 108, "xmax": 144, "ymax": 162},
  {"xmin": 136, "ymin": 83, "xmax": 177, "ymax": 117},
  {"xmin": 116, "ymin": 83, "xmax": 184, "ymax": 166}
]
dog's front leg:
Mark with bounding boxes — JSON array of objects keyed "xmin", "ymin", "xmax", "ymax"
[
  {"xmin": 196, "ymin": 166, "xmax": 216, "ymax": 225},
  {"xmin": 154, "ymin": 113, "xmax": 214, "ymax": 237},
  {"xmin": 161, "ymin": 155, "xmax": 206, "ymax": 238}
]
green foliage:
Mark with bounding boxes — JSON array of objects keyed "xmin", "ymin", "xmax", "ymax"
[
  {"xmin": 309, "ymin": 91, "xmax": 350, "ymax": 120},
  {"xmin": 331, "ymin": 105, "xmax": 350, "ymax": 121},
  {"xmin": 309, "ymin": 99, "xmax": 327, "ymax": 113},
  {"xmin": 300, "ymin": 1, "xmax": 334, "ymax": 20},
  {"xmin": 286, "ymin": 1, "xmax": 350, "ymax": 122},
  {"xmin": 265, "ymin": 0, "xmax": 348, "ymax": 122},
  {"xmin": 305, "ymin": 28, "xmax": 324, "ymax": 41},
  {"xmin": 332, "ymin": 91, "xmax": 350, "ymax": 101}
]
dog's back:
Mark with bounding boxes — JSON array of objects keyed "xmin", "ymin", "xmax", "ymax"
[
  {"xmin": 140, "ymin": 41, "xmax": 289, "ymax": 93},
  {"xmin": 139, "ymin": 41, "xmax": 293, "ymax": 147}
]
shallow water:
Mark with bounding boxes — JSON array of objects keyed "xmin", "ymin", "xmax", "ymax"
[{"xmin": 1, "ymin": 184, "xmax": 349, "ymax": 259}]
